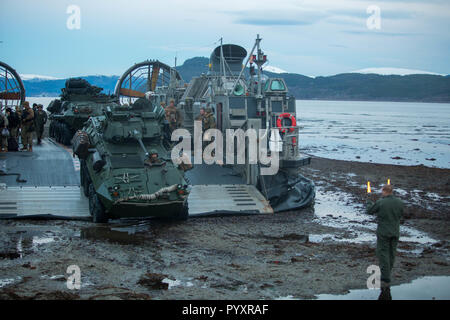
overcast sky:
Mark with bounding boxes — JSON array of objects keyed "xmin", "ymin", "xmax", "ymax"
[{"xmin": 1, "ymin": 0, "xmax": 449, "ymax": 77}]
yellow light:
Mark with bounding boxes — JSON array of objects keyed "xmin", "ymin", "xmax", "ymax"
[
  {"xmin": 367, "ymin": 181, "xmax": 371, "ymax": 193},
  {"xmin": 387, "ymin": 179, "xmax": 391, "ymax": 185}
]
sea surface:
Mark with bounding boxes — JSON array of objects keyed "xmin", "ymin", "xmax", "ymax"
[
  {"xmin": 26, "ymin": 97, "xmax": 450, "ymax": 168},
  {"xmin": 297, "ymin": 100, "xmax": 450, "ymax": 168}
]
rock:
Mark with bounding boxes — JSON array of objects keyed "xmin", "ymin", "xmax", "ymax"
[{"xmin": 137, "ymin": 273, "xmax": 169, "ymax": 290}]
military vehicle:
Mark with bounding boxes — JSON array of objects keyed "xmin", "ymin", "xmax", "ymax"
[
  {"xmin": 72, "ymin": 97, "xmax": 189, "ymax": 222},
  {"xmin": 114, "ymin": 35, "xmax": 315, "ymax": 215},
  {"xmin": 48, "ymin": 78, "xmax": 119, "ymax": 145}
]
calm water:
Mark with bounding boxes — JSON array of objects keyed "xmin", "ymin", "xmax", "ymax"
[
  {"xmin": 28, "ymin": 97, "xmax": 450, "ymax": 168},
  {"xmin": 316, "ymin": 276, "xmax": 450, "ymax": 300},
  {"xmin": 297, "ymin": 100, "xmax": 450, "ymax": 168}
]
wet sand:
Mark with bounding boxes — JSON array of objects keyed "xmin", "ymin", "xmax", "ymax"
[{"xmin": 0, "ymin": 157, "xmax": 449, "ymax": 300}]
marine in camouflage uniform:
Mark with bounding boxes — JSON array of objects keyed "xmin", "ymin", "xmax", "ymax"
[
  {"xmin": 144, "ymin": 149, "xmax": 162, "ymax": 167},
  {"xmin": 366, "ymin": 184, "xmax": 404, "ymax": 300},
  {"xmin": 203, "ymin": 107, "xmax": 216, "ymax": 131},
  {"xmin": 21, "ymin": 102, "xmax": 35, "ymax": 152},
  {"xmin": 6, "ymin": 107, "xmax": 20, "ymax": 146},
  {"xmin": 164, "ymin": 99, "xmax": 183, "ymax": 132},
  {"xmin": 14, "ymin": 106, "xmax": 22, "ymax": 141},
  {"xmin": 34, "ymin": 104, "xmax": 48, "ymax": 144}
]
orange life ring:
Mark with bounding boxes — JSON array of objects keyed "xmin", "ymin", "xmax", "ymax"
[{"xmin": 276, "ymin": 113, "xmax": 296, "ymax": 134}]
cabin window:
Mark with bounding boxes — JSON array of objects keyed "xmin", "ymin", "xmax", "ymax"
[{"xmin": 270, "ymin": 80, "xmax": 286, "ymax": 91}]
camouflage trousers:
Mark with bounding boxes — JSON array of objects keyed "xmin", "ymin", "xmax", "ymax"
[
  {"xmin": 36, "ymin": 125, "xmax": 45, "ymax": 141},
  {"xmin": 376, "ymin": 235, "xmax": 399, "ymax": 284},
  {"xmin": 10, "ymin": 127, "xmax": 18, "ymax": 139},
  {"xmin": 21, "ymin": 127, "xmax": 34, "ymax": 147},
  {"xmin": 0, "ymin": 136, "xmax": 7, "ymax": 150}
]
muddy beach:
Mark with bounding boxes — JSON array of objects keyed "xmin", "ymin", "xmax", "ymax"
[{"xmin": 0, "ymin": 156, "xmax": 449, "ymax": 300}]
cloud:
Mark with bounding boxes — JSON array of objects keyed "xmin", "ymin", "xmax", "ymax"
[
  {"xmin": 328, "ymin": 8, "xmax": 417, "ymax": 20},
  {"xmin": 235, "ymin": 18, "xmax": 312, "ymax": 26},
  {"xmin": 229, "ymin": 8, "xmax": 327, "ymax": 26},
  {"xmin": 341, "ymin": 30, "xmax": 420, "ymax": 37}
]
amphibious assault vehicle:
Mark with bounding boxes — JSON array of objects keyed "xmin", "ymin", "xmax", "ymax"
[
  {"xmin": 48, "ymin": 78, "xmax": 119, "ymax": 145},
  {"xmin": 73, "ymin": 98, "xmax": 189, "ymax": 222}
]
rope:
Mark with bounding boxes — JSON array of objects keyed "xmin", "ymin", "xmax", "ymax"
[
  {"xmin": 0, "ymin": 170, "xmax": 27, "ymax": 183},
  {"xmin": 114, "ymin": 184, "xmax": 178, "ymax": 204}
]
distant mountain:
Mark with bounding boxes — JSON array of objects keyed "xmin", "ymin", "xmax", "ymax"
[
  {"xmin": 23, "ymin": 75, "xmax": 119, "ymax": 97},
  {"xmin": 263, "ymin": 66, "xmax": 288, "ymax": 74},
  {"xmin": 351, "ymin": 67, "xmax": 444, "ymax": 76},
  {"xmin": 20, "ymin": 74, "xmax": 62, "ymax": 81},
  {"xmin": 22, "ymin": 57, "xmax": 450, "ymax": 102}
]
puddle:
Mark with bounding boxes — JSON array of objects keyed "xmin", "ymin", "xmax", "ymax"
[
  {"xmin": 40, "ymin": 274, "xmax": 66, "ymax": 281},
  {"xmin": 0, "ymin": 277, "xmax": 22, "ymax": 288},
  {"xmin": 162, "ymin": 278, "xmax": 195, "ymax": 290},
  {"xmin": 80, "ymin": 225, "xmax": 150, "ymax": 245},
  {"xmin": 162, "ymin": 278, "xmax": 182, "ymax": 289},
  {"xmin": 315, "ymin": 276, "xmax": 450, "ymax": 300},
  {"xmin": 312, "ymin": 187, "xmax": 437, "ymax": 248},
  {"xmin": 13, "ymin": 234, "xmax": 57, "ymax": 258},
  {"xmin": 274, "ymin": 295, "xmax": 297, "ymax": 300}
]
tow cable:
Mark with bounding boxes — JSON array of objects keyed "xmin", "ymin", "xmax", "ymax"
[{"xmin": 0, "ymin": 170, "xmax": 27, "ymax": 183}]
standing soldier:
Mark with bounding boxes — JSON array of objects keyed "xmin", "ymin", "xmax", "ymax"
[
  {"xmin": 203, "ymin": 107, "xmax": 216, "ymax": 131},
  {"xmin": 15, "ymin": 106, "xmax": 23, "ymax": 143},
  {"xmin": 6, "ymin": 108, "xmax": 20, "ymax": 144},
  {"xmin": 34, "ymin": 104, "xmax": 48, "ymax": 145},
  {"xmin": 196, "ymin": 107, "xmax": 205, "ymax": 121},
  {"xmin": 21, "ymin": 101, "xmax": 35, "ymax": 152},
  {"xmin": 164, "ymin": 99, "xmax": 182, "ymax": 132},
  {"xmin": 32, "ymin": 103, "xmax": 38, "ymax": 114},
  {"xmin": 366, "ymin": 184, "xmax": 404, "ymax": 300}
]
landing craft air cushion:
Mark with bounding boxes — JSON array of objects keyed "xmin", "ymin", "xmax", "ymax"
[{"xmin": 115, "ymin": 35, "xmax": 316, "ymax": 214}]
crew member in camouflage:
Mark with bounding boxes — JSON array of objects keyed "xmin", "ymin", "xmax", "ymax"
[
  {"xmin": 164, "ymin": 99, "xmax": 182, "ymax": 132},
  {"xmin": 144, "ymin": 149, "xmax": 162, "ymax": 167},
  {"xmin": 34, "ymin": 104, "xmax": 48, "ymax": 145},
  {"xmin": 21, "ymin": 101, "xmax": 35, "ymax": 152},
  {"xmin": 202, "ymin": 107, "xmax": 216, "ymax": 131}
]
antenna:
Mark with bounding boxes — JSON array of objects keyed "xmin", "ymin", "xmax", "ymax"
[{"xmin": 220, "ymin": 37, "xmax": 226, "ymax": 78}]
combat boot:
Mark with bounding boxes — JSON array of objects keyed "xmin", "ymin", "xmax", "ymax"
[{"xmin": 378, "ymin": 281, "xmax": 392, "ymax": 300}]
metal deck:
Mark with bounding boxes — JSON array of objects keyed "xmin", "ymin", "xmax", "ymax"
[
  {"xmin": 188, "ymin": 184, "xmax": 273, "ymax": 216},
  {"xmin": 0, "ymin": 138, "xmax": 80, "ymax": 187},
  {"xmin": 0, "ymin": 185, "xmax": 90, "ymax": 219},
  {"xmin": 0, "ymin": 138, "xmax": 274, "ymax": 220}
]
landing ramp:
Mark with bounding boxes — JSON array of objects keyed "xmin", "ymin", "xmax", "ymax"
[
  {"xmin": 188, "ymin": 184, "xmax": 273, "ymax": 216},
  {"xmin": 0, "ymin": 186, "xmax": 90, "ymax": 220}
]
